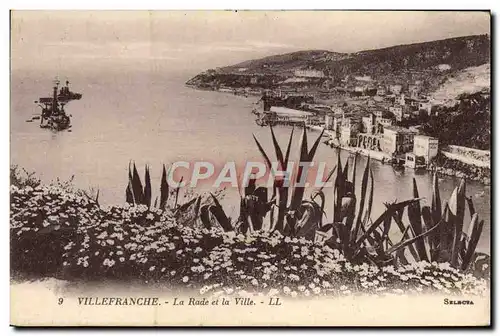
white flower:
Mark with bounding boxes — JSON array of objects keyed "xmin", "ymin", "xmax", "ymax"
[
  {"xmin": 268, "ymin": 288, "xmax": 279, "ymax": 296},
  {"xmin": 182, "ymin": 276, "xmax": 189, "ymax": 283}
]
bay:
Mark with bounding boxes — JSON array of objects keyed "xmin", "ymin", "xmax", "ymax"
[{"xmin": 10, "ymin": 71, "xmax": 490, "ymax": 253}]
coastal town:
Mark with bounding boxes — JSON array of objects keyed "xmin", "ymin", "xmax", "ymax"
[
  {"xmin": 252, "ymin": 74, "xmax": 441, "ymax": 170},
  {"xmin": 187, "ymin": 56, "xmax": 490, "ymax": 183},
  {"xmin": 185, "ymin": 34, "xmax": 490, "ymax": 181},
  {"xmin": 10, "ymin": 12, "xmax": 492, "ymax": 327}
]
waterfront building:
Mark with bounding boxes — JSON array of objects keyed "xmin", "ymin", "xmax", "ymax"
[
  {"xmin": 413, "ymin": 135, "xmax": 439, "ymax": 164},
  {"xmin": 306, "ymin": 114, "xmax": 324, "ymax": 126},
  {"xmin": 324, "ymin": 114, "xmax": 334, "ymax": 130},
  {"xmin": 404, "ymin": 153, "xmax": 427, "ymax": 169},
  {"xmin": 339, "ymin": 116, "xmax": 362, "ymax": 147},
  {"xmin": 357, "ymin": 133, "xmax": 382, "ymax": 151},
  {"xmin": 269, "ymin": 106, "xmax": 313, "ymax": 119},
  {"xmin": 340, "ymin": 126, "xmax": 358, "ymax": 147},
  {"xmin": 362, "ymin": 114, "xmax": 376, "ymax": 135},
  {"xmin": 381, "ymin": 125, "xmax": 417, "ymax": 155},
  {"xmin": 324, "ymin": 113, "xmax": 342, "ymax": 134}
]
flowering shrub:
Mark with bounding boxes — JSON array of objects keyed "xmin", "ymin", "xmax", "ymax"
[
  {"xmin": 61, "ymin": 204, "xmax": 224, "ymax": 282},
  {"xmin": 10, "ymin": 184, "xmax": 101, "ymax": 277},
  {"xmin": 10, "ymin": 184, "xmax": 489, "ymax": 297}
]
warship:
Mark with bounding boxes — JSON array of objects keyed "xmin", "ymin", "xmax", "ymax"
[{"xmin": 30, "ymin": 79, "xmax": 82, "ymax": 131}]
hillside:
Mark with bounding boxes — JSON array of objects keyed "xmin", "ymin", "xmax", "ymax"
[
  {"xmin": 422, "ymin": 90, "xmax": 491, "ymax": 150},
  {"xmin": 186, "ymin": 34, "xmax": 490, "ymax": 89},
  {"xmin": 430, "ymin": 64, "xmax": 490, "ymax": 106},
  {"xmin": 222, "ymin": 50, "xmax": 349, "ymax": 75},
  {"xmin": 323, "ymin": 34, "xmax": 490, "ymax": 78}
]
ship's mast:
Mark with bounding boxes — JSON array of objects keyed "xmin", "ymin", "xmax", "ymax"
[{"xmin": 52, "ymin": 79, "xmax": 60, "ymax": 114}]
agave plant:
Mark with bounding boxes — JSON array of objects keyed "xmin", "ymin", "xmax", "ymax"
[
  {"xmin": 253, "ymin": 126, "xmax": 327, "ymax": 237},
  {"xmin": 125, "ymin": 161, "xmax": 201, "ymax": 219},
  {"xmin": 198, "ymin": 125, "xmax": 325, "ymax": 236},
  {"xmin": 124, "ymin": 129, "xmax": 489, "ymax": 274},
  {"xmin": 318, "ymin": 152, "xmax": 424, "ymax": 266},
  {"xmin": 391, "ymin": 173, "xmax": 488, "ymax": 277}
]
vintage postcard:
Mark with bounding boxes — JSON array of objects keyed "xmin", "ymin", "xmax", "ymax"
[{"xmin": 10, "ymin": 10, "xmax": 491, "ymax": 326}]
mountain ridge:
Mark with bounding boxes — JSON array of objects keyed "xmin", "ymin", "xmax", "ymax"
[
  {"xmin": 220, "ymin": 34, "xmax": 490, "ymax": 75},
  {"xmin": 187, "ymin": 34, "xmax": 490, "ymax": 89}
]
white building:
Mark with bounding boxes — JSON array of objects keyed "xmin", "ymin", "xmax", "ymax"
[
  {"xmin": 339, "ymin": 117, "xmax": 361, "ymax": 147},
  {"xmin": 382, "ymin": 126, "xmax": 416, "ymax": 155},
  {"xmin": 294, "ymin": 69, "xmax": 325, "ymax": 78},
  {"xmin": 413, "ymin": 135, "xmax": 439, "ymax": 163},
  {"xmin": 269, "ymin": 106, "xmax": 314, "ymax": 124},
  {"xmin": 418, "ymin": 101, "xmax": 432, "ymax": 114}
]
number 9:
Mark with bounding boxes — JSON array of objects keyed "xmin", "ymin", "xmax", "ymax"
[{"xmin": 58, "ymin": 298, "xmax": 64, "ymax": 305}]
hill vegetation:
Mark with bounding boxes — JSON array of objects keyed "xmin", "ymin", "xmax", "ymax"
[
  {"xmin": 186, "ymin": 34, "xmax": 490, "ymax": 92},
  {"xmin": 422, "ymin": 90, "xmax": 491, "ymax": 150}
]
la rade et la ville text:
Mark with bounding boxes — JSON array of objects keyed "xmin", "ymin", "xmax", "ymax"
[{"xmin": 78, "ymin": 297, "xmax": 282, "ymax": 306}]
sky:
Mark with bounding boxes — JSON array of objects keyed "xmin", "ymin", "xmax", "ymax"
[{"xmin": 10, "ymin": 11, "xmax": 491, "ymax": 76}]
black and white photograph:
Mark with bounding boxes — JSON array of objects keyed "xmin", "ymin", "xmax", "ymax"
[{"xmin": 8, "ymin": 10, "xmax": 491, "ymax": 326}]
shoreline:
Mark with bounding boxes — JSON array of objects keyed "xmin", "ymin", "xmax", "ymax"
[
  {"xmin": 188, "ymin": 86, "xmax": 491, "ymax": 186},
  {"xmin": 317, "ymin": 134, "xmax": 490, "ymax": 185},
  {"xmin": 185, "ymin": 84, "xmax": 263, "ymax": 97}
]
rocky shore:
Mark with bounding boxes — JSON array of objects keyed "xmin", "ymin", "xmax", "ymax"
[{"xmin": 431, "ymin": 153, "xmax": 490, "ymax": 185}]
